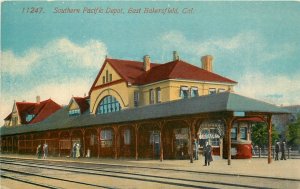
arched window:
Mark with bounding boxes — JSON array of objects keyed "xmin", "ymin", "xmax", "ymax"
[{"xmin": 96, "ymin": 95, "xmax": 121, "ymax": 114}]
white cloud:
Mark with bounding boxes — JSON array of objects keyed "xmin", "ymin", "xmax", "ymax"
[
  {"xmin": 1, "ymin": 38, "xmax": 108, "ymax": 75},
  {"xmin": 159, "ymin": 31, "xmax": 259, "ymax": 56},
  {"xmin": 236, "ymin": 73, "xmax": 300, "ymax": 106},
  {"xmin": 1, "ymin": 50, "xmax": 40, "ymax": 74}
]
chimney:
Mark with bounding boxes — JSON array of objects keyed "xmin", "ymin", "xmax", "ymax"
[
  {"xmin": 173, "ymin": 51, "xmax": 179, "ymax": 61},
  {"xmin": 201, "ymin": 55, "xmax": 213, "ymax": 72},
  {"xmin": 36, "ymin": 95, "xmax": 40, "ymax": 104},
  {"xmin": 143, "ymin": 55, "xmax": 151, "ymax": 71}
]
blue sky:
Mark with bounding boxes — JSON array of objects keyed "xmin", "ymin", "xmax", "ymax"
[{"xmin": 1, "ymin": 1, "xmax": 300, "ymax": 124}]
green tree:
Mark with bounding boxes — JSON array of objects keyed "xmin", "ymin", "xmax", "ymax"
[
  {"xmin": 251, "ymin": 123, "xmax": 279, "ymax": 148},
  {"xmin": 285, "ymin": 113, "xmax": 300, "ymax": 151}
]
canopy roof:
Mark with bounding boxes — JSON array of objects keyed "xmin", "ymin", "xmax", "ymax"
[{"xmin": 0, "ymin": 92, "xmax": 290, "ymax": 136}]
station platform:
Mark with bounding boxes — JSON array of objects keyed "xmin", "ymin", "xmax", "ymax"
[{"xmin": 1, "ymin": 154, "xmax": 299, "ymax": 181}]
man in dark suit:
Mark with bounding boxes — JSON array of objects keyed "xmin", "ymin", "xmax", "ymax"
[
  {"xmin": 203, "ymin": 141, "xmax": 213, "ymax": 166},
  {"xmin": 275, "ymin": 140, "xmax": 280, "ymax": 161},
  {"xmin": 280, "ymin": 141, "xmax": 287, "ymax": 160}
]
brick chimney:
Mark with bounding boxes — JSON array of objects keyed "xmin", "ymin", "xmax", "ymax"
[
  {"xmin": 143, "ymin": 55, "xmax": 151, "ymax": 71},
  {"xmin": 36, "ymin": 95, "xmax": 40, "ymax": 104},
  {"xmin": 201, "ymin": 55, "xmax": 213, "ymax": 72},
  {"xmin": 173, "ymin": 51, "xmax": 179, "ymax": 61}
]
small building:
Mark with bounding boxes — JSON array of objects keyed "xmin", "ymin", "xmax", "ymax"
[{"xmin": 4, "ymin": 96, "xmax": 61, "ymax": 127}]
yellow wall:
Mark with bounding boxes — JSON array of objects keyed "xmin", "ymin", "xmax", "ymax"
[
  {"xmin": 139, "ymin": 80, "xmax": 234, "ymax": 106},
  {"xmin": 69, "ymin": 100, "xmax": 80, "ymax": 110},
  {"xmin": 95, "ymin": 62, "xmax": 122, "ymax": 87}
]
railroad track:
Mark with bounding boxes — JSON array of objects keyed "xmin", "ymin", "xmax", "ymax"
[{"xmin": 1, "ymin": 157, "xmax": 298, "ymax": 189}]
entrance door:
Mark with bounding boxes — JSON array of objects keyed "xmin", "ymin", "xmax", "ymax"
[{"xmin": 150, "ymin": 131, "xmax": 160, "ymax": 159}]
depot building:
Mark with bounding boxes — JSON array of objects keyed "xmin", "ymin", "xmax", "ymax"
[{"xmin": 0, "ymin": 52, "xmax": 288, "ymax": 165}]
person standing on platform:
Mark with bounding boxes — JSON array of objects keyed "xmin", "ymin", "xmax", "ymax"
[
  {"xmin": 36, "ymin": 144, "xmax": 42, "ymax": 159},
  {"xmin": 194, "ymin": 139, "xmax": 199, "ymax": 160},
  {"xmin": 72, "ymin": 143, "xmax": 76, "ymax": 158},
  {"xmin": 281, "ymin": 141, "xmax": 287, "ymax": 160},
  {"xmin": 75, "ymin": 143, "xmax": 80, "ymax": 158},
  {"xmin": 275, "ymin": 140, "xmax": 280, "ymax": 161},
  {"xmin": 43, "ymin": 143, "xmax": 48, "ymax": 159},
  {"xmin": 203, "ymin": 141, "xmax": 213, "ymax": 166}
]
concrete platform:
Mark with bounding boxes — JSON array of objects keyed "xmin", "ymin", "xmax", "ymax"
[{"xmin": 1, "ymin": 154, "xmax": 299, "ymax": 181}]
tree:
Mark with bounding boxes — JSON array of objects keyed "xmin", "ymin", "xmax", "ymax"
[
  {"xmin": 251, "ymin": 123, "xmax": 279, "ymax": 148},
  {"xmin": 285, "ymin": 113, "xmax": 300, "ymax": 151}
]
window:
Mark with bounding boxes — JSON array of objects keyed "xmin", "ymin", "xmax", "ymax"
[
  {"xmin": 12, "ymin": 117, "xmax": 17, "ymax": 125},
  {"xmin": 134, "ymin": 91, "xmax": 139, "ymax": 107},
  {"xmin": 69, "ymin": 109, "xmax": 80, "ymax": 117},
  {"xmin": 149, "ymin": 89, "xmax": 154, "ymax": 104},
  {"xmin": 180, "ymin": 86, "xmax": 189, "ymax": 99},
  {"xmin": 191, "ymin": 87, "xmax": 199, "ymax": 97},
  {"xmin": 100, "ymin": 129, "xmax": 113, "ymax": 147},
  {"xmin": 156, "ymin": 88, "xmax": 161, "ymax": 103},
  {"xmin": 231, "ymin": 127, "xmax": 237, "ymax": 140},
  {"xmin": 106, "ymin": 70, "xmax": 109, "ymax": 83},
  {"xmin": 218, "ymin": 88, "xmax": 226, "ymax": 93},
  {"xmin": 124, "ymin": 129, "xmax": 131, "ymax": 145},
  {"xmin": 209, "ymin": 88, "xmax": 217, "ymax": 95},
  {"xmin": 240, "ymin": 127, "xmax": 247, "ymax": 140},
  {"xmin": 109, "ymin": 74, "xmax": 112, "ymax": 82},
  {"xmin": 96, "ymin": 96, "xmax": 121, "ymax": 114},
  {"xmin": 102, "ymin": 76, "xmax": 105, "ymax": 84},
  {"xmin": 26, "ymin": 114, "xmax": 35, "ymax": 122},
  {"xmin": 199, "ymin": 128, "xmax": 220, "ymax": 147}
]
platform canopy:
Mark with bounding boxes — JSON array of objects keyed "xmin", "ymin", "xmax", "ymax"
[{"xmin": 0, "ymin": 92, "xmax": 290, "ymax": 136}]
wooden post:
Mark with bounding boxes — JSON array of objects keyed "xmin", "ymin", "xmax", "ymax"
[
  {"xmin": 134, "ymin": 124, "xmax": 139, "ymax": 160},
  {"xmin": 159, "ymin": 121, "xmax": 165, "ymax": 162},
  {"xmin": 31, "ymin": 134, "xmax": 34, "ymax": 154},
  {"xmin": 113, "ymin": 126, "xmax": 119, "ymax": 159},
  {"xmin": 58, "ymin": 131, "xmax": 61, "ymax": 157},
  {"xmin": 97, "ymin": 128, "xmax": 101, "ymax": 158},
  {"xmin": 11, "ymin": 137, "xmax": 14, "ymax": 153},
  {"xmin": 70, "ymin": 131, "xmax": 73, "ymax": 157},
  {"xmin": 17, "ymin": 136, "xmax": 20, "ymax": 154},
  {"xmin": 267, "ymin": 115, "xmax": 272, "ymax": 164},
  {"xmin": 226, "ymin": 117, "xmax": 234, "ymax": 165},
  {"xmin": 81, "ymin": 129, "xmax": 86, "ymax": 158},
  {"xmin": 189, "ymin": 125, "xmax": 193, "ymax": 163}
]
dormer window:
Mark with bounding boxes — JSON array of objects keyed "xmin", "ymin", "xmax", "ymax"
[
  {"xmin": 191, "ymin": 87, "xmax": 199, "ymax": 97},
  {"xmin": 180, "ymin": 86, "xmax": 189, "ymax": 99},
  {"xmin": 26, "ymin": 114, "xmax": 35, "ymax": 122},
  {"xmin": 69, "ymin": 109, "xmax": 80, "ymax": 117}
]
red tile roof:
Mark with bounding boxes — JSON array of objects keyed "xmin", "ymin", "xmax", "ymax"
[
  {"xmin": 89, "ymin": 58, "xmax": 237, "ymax": 94},
  {"xmin": 10, "ymin": 99, "xmax": 61, "ymax": 124},
  {"xmin": 135, "ymin": 60, "xmax": 237, "ymax": 84},
  {"xmin": 73, "ymin": 97, "xmax": 89, "ymax": 113}
]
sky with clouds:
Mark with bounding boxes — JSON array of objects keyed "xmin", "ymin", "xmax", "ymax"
[{"xmin": 1, "ymin": 1, "xmax": 300, "ymax": 125}]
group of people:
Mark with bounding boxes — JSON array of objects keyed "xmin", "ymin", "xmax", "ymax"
[
  {"xmin": 71, "ymin": 142, "xmax": 81, "ymax": 158},
  {"xmin": 275, "ymin": 140, "xmax": 287, "ymax": 161},
  {"xmin": 36, "ymin": 143, "xmax": 48, "ymax": 159}
]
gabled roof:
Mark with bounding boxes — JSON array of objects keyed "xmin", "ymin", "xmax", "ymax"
[
  {"xmin": 0, "ymin": 92, "xmax": 290, "ymax": 136},
  {"xmin": 135, "ymin": 59, "xmax": 237, "ymax": 85},
  {"xmin": 6, "ymin": 99, "xmax": 61, "ymax": 124},
  {"xmin": 89, "ymin": 58, "xmax": 237, "ymax": 94},
  {"xmin": 107, "ymin": 58, "xmax": 160, "ymax": 84},
  {"xmin": 72, "ymin": 97, "xmax": 89, "ymax": 114}
]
